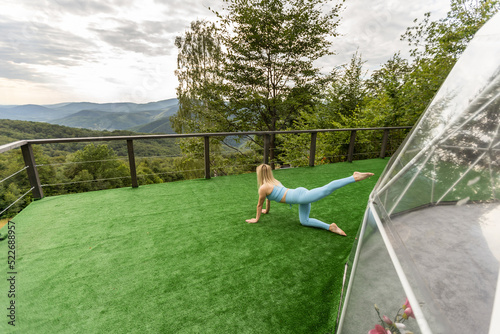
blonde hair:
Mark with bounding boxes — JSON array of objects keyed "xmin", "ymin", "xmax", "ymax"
[{"xmin": 256, "ymin": 164, "xmax": 280, "ymax": 187}]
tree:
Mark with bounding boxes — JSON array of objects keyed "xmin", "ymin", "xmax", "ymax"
[
  {"xmin": 364, "ymin": 52, "xmax": 413, "ymax": 126},
  {"xmin": 220, "ymin": 0, "xmax": 342, "ymax": 165},
  {"xmin": 136, "ymin": 160, "xmax": 164, "ymax": 185},
  {"xmin": 277, "ymin": 51, "xmax": 368, "ymax": 166},
  {"xmin": 171, "ymin": 20, "xmax": 226, "ymax": 134},
  {"xmin": 65, "ymin": 144, "xmax": 129, "ymax": 192},
  {"xmin": 174, "ymin": 0, "xmax": 343, "ymax": 167},
  {"xmin": 326, "ymin": 50, "xmax": 367, "ymax": 120}
]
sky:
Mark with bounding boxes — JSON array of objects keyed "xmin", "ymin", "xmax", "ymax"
[{"xmin": 0, "ymin": 0, "xmax": 450, "ymax": 105}]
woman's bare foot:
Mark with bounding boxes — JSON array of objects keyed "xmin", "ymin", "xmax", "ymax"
[
  {"xmin": 329, "ymin": 223, "xmax": 346, "ymax": 236},
  {"xmin": 353, "ymin": 171, "xmax": 374, "ymax": 182}
]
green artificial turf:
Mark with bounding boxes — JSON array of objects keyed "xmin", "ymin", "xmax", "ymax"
[{"xmin": 0, "ymin": 159, "xmax": 387, "ymax": 334}]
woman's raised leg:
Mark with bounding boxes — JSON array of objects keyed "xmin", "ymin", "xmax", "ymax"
[
  {"xmin": 293, "ymin": 172, "xmax": 374, "ymax": 204},
  {"xmin": 297, "ymin": 176, "xmax": 355, "ymax": 204}
]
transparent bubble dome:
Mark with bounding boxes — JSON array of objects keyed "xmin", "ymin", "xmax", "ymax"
[{"xmin": 338, "ymin": 12, "xmax": 500, "ymax": 334}]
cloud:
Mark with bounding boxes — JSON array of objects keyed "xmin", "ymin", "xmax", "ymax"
[
  {"xmin": 51, "ymin": 0, "xmax": 117, "ymax": 15},
  {"xmin": 0, "ymin": 18, "xmax": 97, "ymax": 67},
  {"xmin": 0, "ymin": 61, "xmax": 48, "ymax": 82},
  {"xmin": 19, "ymin": 0, "xmax": 127, "ymax": 16},
  {"xmin": 142, "ymin": 19, "xmax": 188, "ymax": 35},
  {"xmin": 104, "ymin": 77, "xmax": 123, "ymax": 85},
  {"xmin": 89, "ymin": 18, "xmax": 181, "ymax": 56},
  {"xmin": 155, "ymin": 0, "xmax": 218, "ymax": 17}
]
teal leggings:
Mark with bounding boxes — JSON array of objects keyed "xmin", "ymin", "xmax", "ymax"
[{"xmin": 285, "ymin": 176, "xmax": 355, "ymax": 230}]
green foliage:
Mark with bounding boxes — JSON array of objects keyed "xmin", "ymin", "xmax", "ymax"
[
  {"xmin": 136, "ymin": 158, "xmax": 184, "ymax": 184},
  {"xmin": 175, "ymin": 136, "xmax": 259, "ymax": 178},
  {"xmin": 328, "ymin": 51, "xmax": 367, "ymax": 119},
  {"xmin": 0, "ymin": 150, "xmax": 30, "ymax": 218},
  {"xmin": 364, "ymin": 53, "xmax": 413, "ymax": 126},
  {"xmin": 0, "ymin": 183, "xmax": 25, "ymax": 218},
  {"xmin": 64, "ymin": 144, "xmax": 130, "ymax": 192},
  {"xmin": 278, "ymin": 51, "xmax": 369, "ymax": 166},
  {"xmin": 172, "ymin": 20, "xmax": 226, "ymax": 135}
]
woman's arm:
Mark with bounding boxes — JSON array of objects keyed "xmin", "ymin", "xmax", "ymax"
[
  {"xmin": 262, "ymin": 199, "xmax": 270, "ymax": 214},
  {"xmin": 246, "ymin": 186, "xmax": 268, "ymax": 223}
]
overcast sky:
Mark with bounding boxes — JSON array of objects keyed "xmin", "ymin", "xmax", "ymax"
[{"xmin": 0, "ymin": 0, "xmax": 450, "ymax": 105}]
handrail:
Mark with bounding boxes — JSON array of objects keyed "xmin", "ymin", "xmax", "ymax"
[
  {"xmin": 0, "ymin": 127, "xmax": 413, "ymax": 201},
  {"xmin": 0, "ymin": 127, "xmax": 411, "ymax": 151},
  {"xmin": 3, "ymin": 127, "xmax": 410, "ymax": 145},
  {"xmin": 0, "ymin": 140, "xmax": 27, "ymax": 154}
]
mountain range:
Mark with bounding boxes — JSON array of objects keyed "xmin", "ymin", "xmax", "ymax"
[{"xmin": 0, "ymin": 98, "xmax": 178, "ymax": 133}]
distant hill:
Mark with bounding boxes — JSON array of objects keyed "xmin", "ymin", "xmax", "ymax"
[
  {"xmin": 0, "ymin": 104, "xmax": 68, "ymax": 122},
  {"xmin": 128, "ymin": 117, "xmax": 175, "ymax": 134},
  {"xmin": 51, "ymin": 99, "xmax": 178, "ymax": 114},
  {"xmin": 51, "ymin": 108, "xmax": 177, "ymax": 132},
  {"xmin": 0, "ymin": 98, "xmax": 179, "ymax": 132}
]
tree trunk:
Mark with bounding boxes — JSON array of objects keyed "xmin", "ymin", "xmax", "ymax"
[
  {"xmin": 270, "ymin": 114, "xmax": 276, "ymax": 169},
  {"xmin": 270, "ymin": 133, "xmax": 275, "ymax": 170}
]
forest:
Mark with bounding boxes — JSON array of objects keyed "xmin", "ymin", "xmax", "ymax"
[{"xmin": 1, "ymin": 0, "xmax": 498, "ymax": 218}]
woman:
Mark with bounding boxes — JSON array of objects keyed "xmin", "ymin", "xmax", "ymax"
[{"xmin": 245, "ymin": 164, "xmax": 374, "ymax": 236}]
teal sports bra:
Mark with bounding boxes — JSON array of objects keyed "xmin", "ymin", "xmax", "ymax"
[{"xmin": 266, "ymin": 185, "xmax": 287, "ymax": 203}]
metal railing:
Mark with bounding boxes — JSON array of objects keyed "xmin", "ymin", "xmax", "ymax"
[{"xmin": 0, "ymin": 127, "xmax": 411, "ymax": 204}]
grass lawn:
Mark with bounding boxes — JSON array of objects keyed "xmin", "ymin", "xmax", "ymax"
[{"xmin": 0, "ymin": 159, "xmax": 388, "ymax": 333}]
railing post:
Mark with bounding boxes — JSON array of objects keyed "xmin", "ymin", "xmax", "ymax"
[
  {"xmin": 347, "ymin": 130, "xmax": 357, "ymax": 163},
  {"xmin": 21, "ymin": 143, "xmax": 43, "ymax": 199},
  {"xmin": 127, "ymin": 139, "xmax": 138, "ymax": 188},
  {"xmin": 263, "ymin": 134, "xmax": 270, "ymax": 165},
  {"xmin": 380, "ymin": 129, "xmax": 389, "ymax": 158},
  {"xmin": 309, "ymin": 132, "xmax": 317, "ymax": 167},
  {"xmin": 204, "ymin": 136, "xmax": 210, "ymax": 179}
]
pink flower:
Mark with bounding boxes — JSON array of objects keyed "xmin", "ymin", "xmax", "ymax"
[
  {"xmin": 382, "ymin": 315, "xmax": 393, "ymax": 325},
  {"xmin": 403, "ymin": 297, "xmax": 411, "ymax": 309},
  {"xmin": 368, "ymin": 324, "xmax": 391, "ymax": 334},
  {"xmin": 402, "ymin": 297, "xmax": 415, "ymax": 319},
  {"xmin": 403, "ymin": 306, "xmax": 415, "ymax": 319}
]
